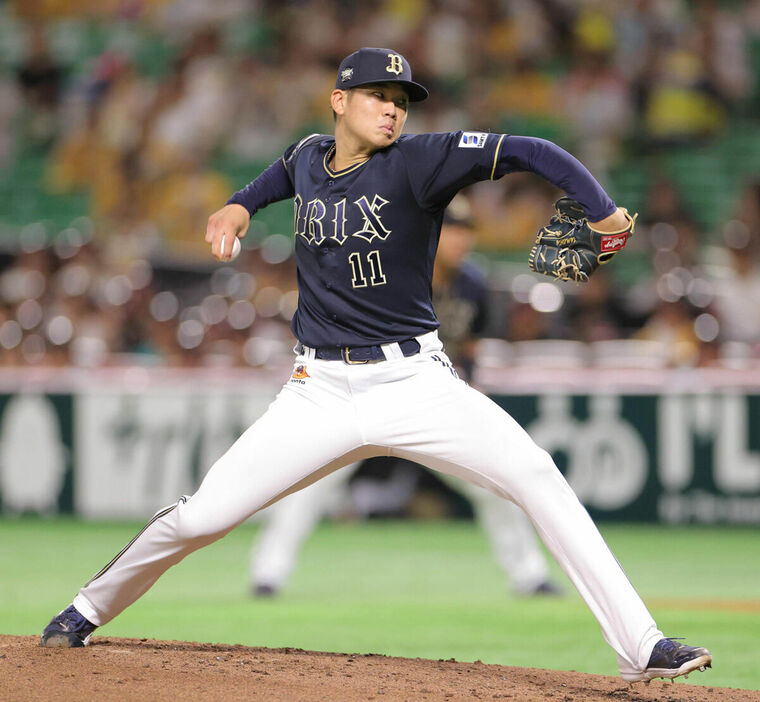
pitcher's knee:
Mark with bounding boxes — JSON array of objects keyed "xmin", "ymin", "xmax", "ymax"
[
  {"xmin": 173, "ymin": 496, "xmax": 231, "ymax": 545},
  {"xmin": 485, "ymin": 445, "xmax": 559, "ymax": 498}
]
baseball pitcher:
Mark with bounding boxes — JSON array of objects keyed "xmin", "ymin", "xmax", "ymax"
[{"xmin": 41, "ymin": 47, "xmax": 711, "ymax": 685}]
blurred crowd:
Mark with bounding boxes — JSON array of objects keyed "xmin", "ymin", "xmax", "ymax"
[{"xmin": 1, "ymin": 0, "xmax": 760, "ymax": 369}]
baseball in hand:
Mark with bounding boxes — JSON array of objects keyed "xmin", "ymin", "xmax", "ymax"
[{"xmin": 221, "ymin": 235, "xmax": 242, "ymax": 261}]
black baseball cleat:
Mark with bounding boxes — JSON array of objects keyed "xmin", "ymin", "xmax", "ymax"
[
  {"xmin": 40, "ymin": 605, "xmax": 97, "ymax": 648},
  {"xmin": 529, "ymin": 580, "xmax": 563, "ymax": 597},
  {"xmin": 621, "ymin": 637, "xmax": 712, "ymax": 683},
  {"xmin": 253, "ymin": 583, "xmax": 279, "ymax": 598}
]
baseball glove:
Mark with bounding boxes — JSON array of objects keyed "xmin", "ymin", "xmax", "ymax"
[{"xmin": 528, "ymin": 198, "xmax": 637, "ymax": 283}]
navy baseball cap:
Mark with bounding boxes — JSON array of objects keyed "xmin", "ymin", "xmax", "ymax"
[{"xmin": 335, "ymin": 48, "xmax": 429, "ymax": 102}]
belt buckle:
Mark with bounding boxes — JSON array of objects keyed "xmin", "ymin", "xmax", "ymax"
[{"xmin": 342, "ymin": 346, "xmax": 369, "ymax": 365}]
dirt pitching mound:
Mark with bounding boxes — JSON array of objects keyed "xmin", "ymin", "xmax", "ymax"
[{"xmin": 2, "ymin": 635, "xmax": 757, "ymax": 702}]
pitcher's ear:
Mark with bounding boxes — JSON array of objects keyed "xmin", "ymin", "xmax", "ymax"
[{"xmin": 331, "ymin": 89, "xmax": 348, "ymax": 116}]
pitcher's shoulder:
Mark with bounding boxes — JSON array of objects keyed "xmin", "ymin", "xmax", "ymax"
[{"xmin": 285, "ymin": 133, "xmax": 333, "ymax": 163}]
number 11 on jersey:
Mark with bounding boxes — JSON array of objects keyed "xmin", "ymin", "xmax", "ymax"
[{"xmin": 348, "ymin": 250, "xmax": 387, "ymax": 288}]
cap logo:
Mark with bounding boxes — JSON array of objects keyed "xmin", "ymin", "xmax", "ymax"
[
  {"xmin": 341, "ymin": 67, "xmax": 354, "ymax": 82},
  {"xmin": 385, "ymin": 54, "xmax": 403, "ymax": 75}
]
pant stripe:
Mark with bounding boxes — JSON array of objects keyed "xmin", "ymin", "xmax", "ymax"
[{"xmin": 84, "ymin": 497, "xmax": 188, "ymax": 586}]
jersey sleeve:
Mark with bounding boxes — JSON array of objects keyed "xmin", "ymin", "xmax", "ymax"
[
  {"xmin": 399, "ymin": 132, "xmax": 616, "ymax": 222},
  {"xmin": 226, "ymin": 158, "xmax": 294, "ymax": 217},
  {"xmin": 493, "ymin": 135, "xmax": 616, "ymax": 222},
  {"xmin": 398, "ymin": 132, "xmax": 505, "ymax": 211}
]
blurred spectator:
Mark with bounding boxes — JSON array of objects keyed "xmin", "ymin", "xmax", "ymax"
[
  {"xmin": 15, "ymin": 24, "xmax": 63, "ymax": 148},
  {"xmin": 480, "ymin": 57, "xmax": 560, "ymax": 135},
  {"xmin": 632, "ymin": 298, "xmax": 701, "ymax": 367},
  {"xmin": 224, "ymin": 56, "xmax": 289, "ymax": 160},
  {"xmin": 694, "ymin": 0, "xmax": 751, "ymax": 104},
  {"xmin": 0, "ymin": 68, "xmax": 22, "ymax": 168},
  {"xmin": 731, "ymin": 180, "xmax": 760, "ymax": 236},
  {"xmin": 566, "ymin": 269, "xmax": 631, "ymax": 343},
  {"xmin": 420, "ymin": 0, "xmax": 473, "ymax": 87},
  {"xmin": 503, "ymin": 300, "xmax": 556, "ymax": 343},
  {"xmin": 562, "ymin": 47, "xmax": 631, "ymax": 181},
  {"xmin": 633, "ymin": 43, "xmax": 729, "ymax": 147},
  {"xmin": 469, "ymin": 173, "xmax": 558, "ymax": 251},
  {"xmin": 640, "ymin": 176, "xmax": 693, "ymax": 228},
  {"xmin": 142, "ymin": 29, "xmax": 232, "ymax": 172},
  {"xmin": 709, "ymin": 219, "xmax": 760, "ymax": 347}
]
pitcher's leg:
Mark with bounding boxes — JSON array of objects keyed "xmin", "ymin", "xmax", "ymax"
[
  {"xmin": 73, "ymin": 386, "xmax": 367, "ymax": 627},
  {"xmin": 502, "ymin": 449, "xmax": 663, "ymax": 675},
  {"xmin": 73, "ymin": 495, "xmax": 203, "ymax": 625},
  {"xmin": 375, "ymin": 366, "xmax": 661, "ymax": 675}
]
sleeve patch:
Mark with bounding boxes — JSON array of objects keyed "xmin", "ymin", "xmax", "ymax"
[{"xmin": 458, "ymin": 132, "xmax": 488, "ymax": 149}]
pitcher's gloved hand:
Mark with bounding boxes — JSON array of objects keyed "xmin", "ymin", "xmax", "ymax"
[{"xmin": 528, "ymin": 198, "xmax": 636, "ymax": 283}]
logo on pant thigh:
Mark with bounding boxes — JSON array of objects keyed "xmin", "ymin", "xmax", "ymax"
[{"xmin": 290, "ymin": 365, "xmax": 310, "ymax": 384}]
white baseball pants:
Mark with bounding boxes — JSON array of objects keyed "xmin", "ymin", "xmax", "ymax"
[{"xmin": 73, "ymin": 331, "xmax": 662, "ymax": 677}]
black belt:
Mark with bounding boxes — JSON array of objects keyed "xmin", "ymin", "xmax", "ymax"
[{"xmin": 296, "ymin": 338, "xmax": 421, "ymax": 364}]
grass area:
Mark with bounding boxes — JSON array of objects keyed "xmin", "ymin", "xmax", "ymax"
[{"xmin": 1, "ymin": 517, "xmax": 758, "ymax": 690}]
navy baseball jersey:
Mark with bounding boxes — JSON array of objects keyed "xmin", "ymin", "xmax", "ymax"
[{"xmin": 229, "ymin": 131, "xmax": 615, "ymax": 349}]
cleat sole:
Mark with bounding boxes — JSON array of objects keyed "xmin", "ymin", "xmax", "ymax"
[
  {"xmin": 620, "ymin": 653, "xmax": 713, "ymax": 683},
  {"xmin": 40, "ymin": 633, "xmax": 84, "ymax": 648},
  {"xmin": 40, "ymin": 630, "xmax": 91, "ymax": 648}
]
